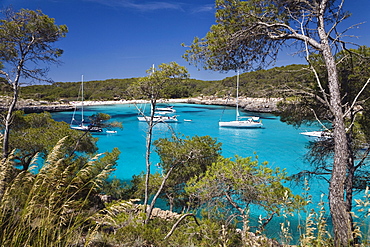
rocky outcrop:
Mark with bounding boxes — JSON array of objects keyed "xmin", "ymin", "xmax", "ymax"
[
  {"xmin": 0, "ymin": 96, "xmax": 74, "ymax": 113},
  {"xmin": 150, "ymin": 207, "xmax": 181, "ymax": 220},
  {"xmin": 186, "ymin": 96, "xmax": 283, "ymax": 113},
  {"xmin": 14, "ymin": 104, "xmax": 74, "ymax": 113}
]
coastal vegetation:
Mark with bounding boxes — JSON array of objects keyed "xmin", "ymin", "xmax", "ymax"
[
  {"xmin": 0, "ymin": 63, "xmax": 311, "ymax": 102},
  {"xmin": 183, "ymin": 0, "xmax": 370, "ymax": 245},
  {"xmin": 0, "ymin": 8, "xmax": 67, "ymax": 161},
  {"xmin": 6, "ymin": 111, "xmax": 98, "ymax": 170},
  {"xmin": 1, "ymin": 3, "xmax": 370, "ymax": 247},
  {"xmin": 1, "ymin": 129, "xmax": 369, "ymax": 246}
]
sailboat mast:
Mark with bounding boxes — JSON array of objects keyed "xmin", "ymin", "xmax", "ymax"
[
  {"xmin": 81, "ymin": 75, "xmax": 84, "ymax": 124},
  {"xmin": 236, "ymin": 70, "xmax": 240, "ymax": 121},
  {"xmin": 150, "ymin": 64, "xmax": 155, "ymax": 116}
]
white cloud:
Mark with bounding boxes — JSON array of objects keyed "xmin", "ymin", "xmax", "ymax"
[
  {"xmin": 191, "ymin": 4, "xmax": 214, "ymax": 14},
  {"xmin": 83, "ymin": 0, "xmax": 184, "ymax": 12}
]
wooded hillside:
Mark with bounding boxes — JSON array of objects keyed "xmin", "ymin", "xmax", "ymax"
[{"xmin": 1, "ymin": 64, "xmax": 310, "ymax": 102}]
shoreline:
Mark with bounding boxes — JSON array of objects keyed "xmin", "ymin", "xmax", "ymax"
[
  {"xmin": 69, "ymin": 98, "xmax": 189, "ymax": 106},
  {"xmin": 73, "ymin": 97, "xmax": 282, "ymax": 113},
  {"xmin": 1, "ymin": 97, "xmax": 283, "ymax": 114}
]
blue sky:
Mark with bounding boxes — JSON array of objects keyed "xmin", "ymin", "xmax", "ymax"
[{"xmin": 1, "ymin": 0, "xmax": 369, "ymax": 83}]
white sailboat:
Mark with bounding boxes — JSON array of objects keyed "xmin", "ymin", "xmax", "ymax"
[
  {"xmin": 70, "ymin": 76, "xmax": 102, "ymax": 132},
  {"xmin": 155, "ymin": 105, "xmax": 176, "ymax": 115},
  {"xmin": 219, "ymin": 71, "xmax": 263, "ymax": 128},
  {"xmin": 137, "ymin": 104, "xmax": 178, "ymax": 122},
  {"xmin": 137, "ymin": 115, "xmax": 178, "ymax": 123}
]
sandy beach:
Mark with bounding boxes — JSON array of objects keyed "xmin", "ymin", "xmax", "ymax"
[
  {"xmin": 1, "ymin": 96, "xmax": 282, "ymax": 113},
  {"xmin": 69, "ymin": 98, "xmax": 190, "ymax": 106},
  {"xmin": 69, "ymin": 96, "xmax": 282, "ymax": 113}
]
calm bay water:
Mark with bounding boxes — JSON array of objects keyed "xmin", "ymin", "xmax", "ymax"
[
  {"xmin": 51, "ymin": 102, "xmax": 330, "ymax": 240},
  {"xmin": 51, "ymin": 102, "xmax": 329, "ymax": 196}
]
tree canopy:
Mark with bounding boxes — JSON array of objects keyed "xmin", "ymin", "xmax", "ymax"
[
  {"xmin": 3, "ymin": 64, "xmax": 314, "ymax": 101},
  {"xmin": 0, "ymin": 8, "xmax": 67, "ymax": 159},
  {"xmin": 183, "ymin": 0, "xmax": 351, "ymax": 72},
  {"xmin": 6, "ymin": 111, "xmax": 98, "ymax": 170},
  {"xmin": 0, "ymin": 8, "xmax": 67, "ymax": 82},
  {"xmin": 186, "ymin": 156, "xmax": 304, "ymax": 241},
  {"xmin": 153, "ymin": 135, "xmax": 222, "ymax": 210},
  {"xmin": 183, "ymin": 0, "xmax": 366, "ymax": 245}
]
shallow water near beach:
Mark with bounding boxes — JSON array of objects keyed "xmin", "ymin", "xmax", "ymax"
[{"xmin": 51, "ymin": 102, "xmax": 330, "ymax": 242}]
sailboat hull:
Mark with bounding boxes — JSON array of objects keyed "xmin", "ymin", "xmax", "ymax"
[
  {"xmin": 71, "ymin": 125, "xmax": 103, "ymax": 132},
  {"xmin": 219, "ymin": 71, "xmax": 263, "ymax": 129},
  {"xmin": 137, "ymin": 115, "xmax": 178, "ymax": 123},
  {"xmin": 219, "ymin": 120, "xmax": 263, "ymax": 128}
]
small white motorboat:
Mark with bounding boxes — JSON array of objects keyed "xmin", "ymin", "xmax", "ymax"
[{"xmin": 300, "ymin": 130, "xmax": 332, "ymax": 141}]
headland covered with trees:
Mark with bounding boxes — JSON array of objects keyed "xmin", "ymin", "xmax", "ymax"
[
  {"xmin": 1, "ymin": 63, "xmax": 311, "ymax": 114},
  {"xmin": 1, "ymin": 1, "xmax": 370, "ymax": 246},
  {"xmin": 1, "ymin": 63, "xmax": 309, "ymax": 102}
]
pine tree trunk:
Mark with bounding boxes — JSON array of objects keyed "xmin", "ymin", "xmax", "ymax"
[
  {"xmin": 145, "ymin": 166, "xmax": 175, "ymax": 224},
  {"xmin": 2, "ymin": 66, "xmax": 22, "ymax": 159},
  {"xmin": 316, "ymin": 2, "xmax": 353, "ymax": 244},
  {"xmin": 2, "ymin": 92, "xmax": 17, "ymax": 159},
  {"xmin": 326, "ymin": 56, "xmax": 352, "ymax": 246},
  {"xmin": 320, "ymin": 38, "xmax": 352, "ymax": 247},
  {"xmin": 143, "ymin": 116, "xmax": 154, "ymax": 208},
  {"xmin": 143, "ymin": 98, "xmax": 156, "ymax": 222}
]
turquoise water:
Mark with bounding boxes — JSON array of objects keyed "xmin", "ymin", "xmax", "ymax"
[
  {"xmin": 51, "ymin": 102, "xmax": 329, "ymax": 196},
  {"xmin": 51, "ymin": 102, "xmax": 329, "ymax": 241},
  {"xmin": 52, "ymin": 103, "xmax": 321, "ymax": 181}
]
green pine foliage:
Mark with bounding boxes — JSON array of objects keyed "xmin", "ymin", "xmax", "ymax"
[
  {"xmin": 1, "ymin": 135, "xmax": 370, "ymax": 245},
  {"xmin": 185, "ymin": 155, "xmax": 305, "ymax": 233},
  {"xmin": 7, "ymin": 110, "xmax": 98, "ymax": 170},
  {"xmin": 2, "ymin": 64, "xmax": 312, "ymax": 102}
]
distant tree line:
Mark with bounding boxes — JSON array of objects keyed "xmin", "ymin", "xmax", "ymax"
[{"xmin": 0, "ymin": 64, "xmax": 311, "ymax": 102}]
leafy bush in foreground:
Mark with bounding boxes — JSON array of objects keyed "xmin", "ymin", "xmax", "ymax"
[{"xmin": 0, "ymin": 138, "xmax": 369, "ymax": 246}]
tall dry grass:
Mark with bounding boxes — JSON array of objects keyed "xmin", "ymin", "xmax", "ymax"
[
  {"xmin": 0, "ymin": 137, "xmax": 115, "ymax": 246},
  {"xmin": 0, "ymin": 137, "xmax": 369, "ymax": 246}
]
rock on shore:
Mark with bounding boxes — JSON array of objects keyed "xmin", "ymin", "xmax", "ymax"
[
  {"xmin": 0, "ymin": 96, "xmax": 74, "ymax": 113},
  {"xmin": 186, "ymin": 96, "xmax": 282, "ymax": 113}
]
